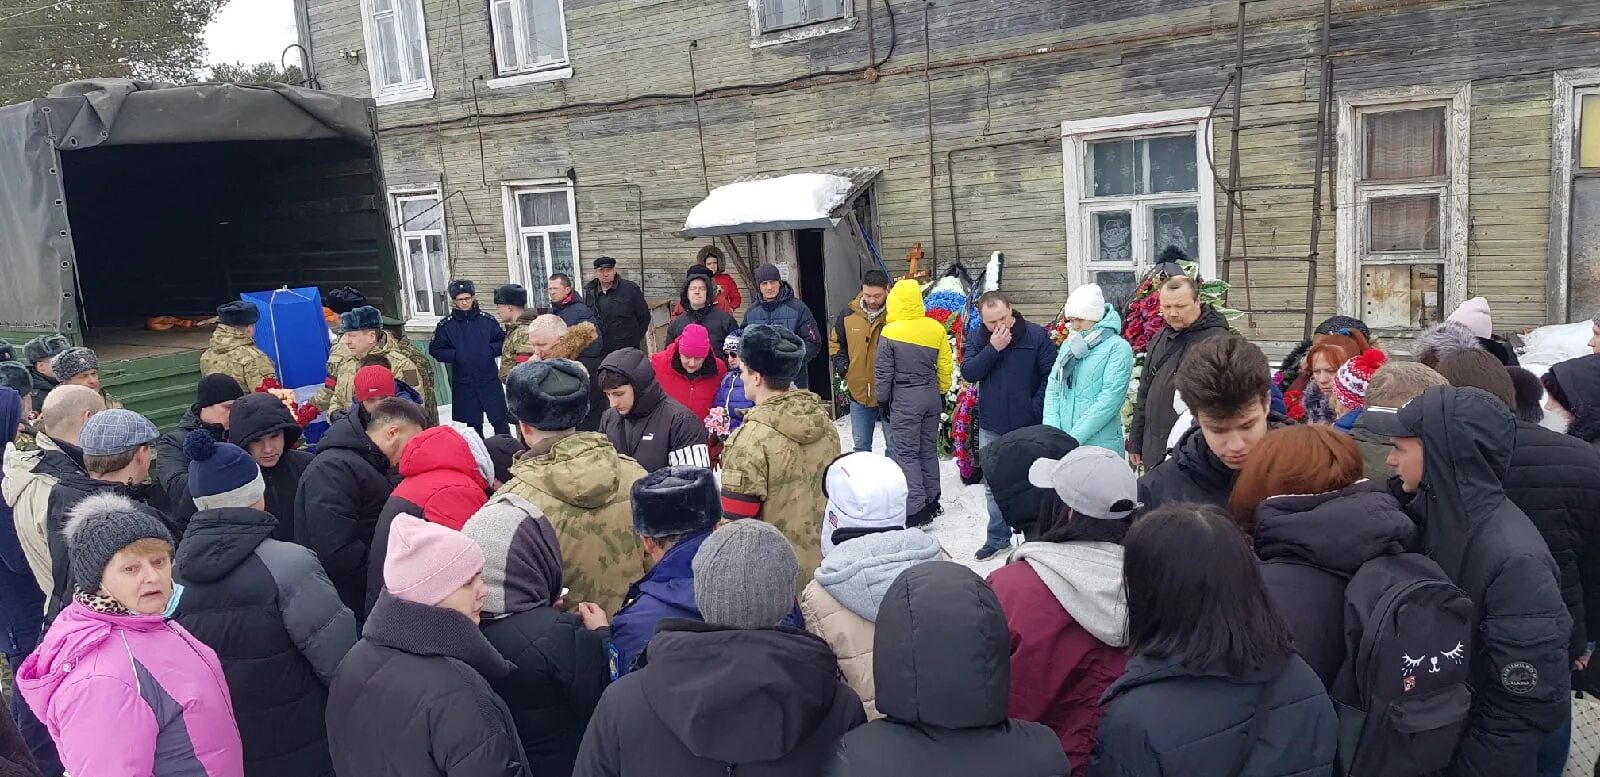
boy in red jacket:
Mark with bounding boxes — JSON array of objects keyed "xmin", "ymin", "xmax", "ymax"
[{"xmin": 649, "ymin": 323, "xmax": 726, "ymax": 422}]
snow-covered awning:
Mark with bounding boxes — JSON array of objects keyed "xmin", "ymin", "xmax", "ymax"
[{"xmin": 679, "ymin": 167, "xmax": 881, "ymax": 237}]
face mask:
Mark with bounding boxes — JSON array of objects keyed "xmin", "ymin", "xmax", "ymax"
[{"xmin": 163, "ymin": 582, "xmax": 185, "ymax": 618}]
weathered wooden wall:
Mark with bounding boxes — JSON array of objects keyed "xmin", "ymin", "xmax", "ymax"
[{"xmin": 300, "ymin": 0, "xmax": 1598, "ymax": 338}]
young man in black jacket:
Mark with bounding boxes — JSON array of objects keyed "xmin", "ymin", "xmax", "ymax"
[
  {"xmin": 1138, "ymin": 337, "xmax": 1285, "ymax": 510},
  {"xmin": 227, "ymin": 393, "xmax": 316, "ymax": 544},
  {"xmin": 150, "ymin": 374, "xmax": 244, "ymax": 540},
  {"xmin": 294, "ymin": 397, "xmax": 425, "ymax": 616},
  {"xmin": 1370, "ymin": 385, "xmax": 1572, "ymax": 777},
  {"xmin": 596, "ymin": 348, "xmax": 709, "ymax": 472}
]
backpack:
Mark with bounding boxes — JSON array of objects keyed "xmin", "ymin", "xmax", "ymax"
[{"xmin": 1330, "ymin": 553, "xmax": 1475, "ymax": 777}]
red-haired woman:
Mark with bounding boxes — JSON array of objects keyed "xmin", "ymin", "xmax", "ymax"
[
  {"xmin": 1295, "ymin": 330, "xmax": 1369, "ymax": 425},
  {"xmin": 1228, "ymin": 425, "xmax": 1416, "ymax": 688}
]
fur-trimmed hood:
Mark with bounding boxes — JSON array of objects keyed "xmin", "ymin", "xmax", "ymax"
[{"xmin": 546, "ymin": 321, "xmax": 600, "ymax": 362}]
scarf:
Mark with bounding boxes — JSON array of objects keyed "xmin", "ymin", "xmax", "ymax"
[
  {"xmin": 1303, "ymin": 381, "xmax": 1336, "ymax": 425},
  {"xmin": 75, "ymin": 588, "xmax": 133, "ymax": 616},
  {"xmin": 1055, "ymin": 327, "xmax": 1107, "ymax": 387}
]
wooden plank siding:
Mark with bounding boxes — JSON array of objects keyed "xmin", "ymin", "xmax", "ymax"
[{"xmin": 299, "ymin": 0, "xmax": 1600, "ymax": 334}]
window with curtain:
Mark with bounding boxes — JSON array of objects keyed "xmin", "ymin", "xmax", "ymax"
[
  {"xmin": 506, "ymin": 185, "xmax": 579, "ymax": 308},
  {"xmin": 363, "ymin": 0, "xmax": 433, "ymax": 102},
  {"xmin": 490, "ymin": 0, "xmax": 569, "ymax": 75},
  {"xmin": 392, "ymin": 189, "xmax": 450, "ymax": 320},
  {"xmin": 757, "ymin": 0, "xmax": 850, "ymax": 34}
]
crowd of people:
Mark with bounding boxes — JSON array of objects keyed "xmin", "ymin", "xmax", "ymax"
[{"xmin": 0, "ymin": 248, "xmax": 1597, "ymax": 777}]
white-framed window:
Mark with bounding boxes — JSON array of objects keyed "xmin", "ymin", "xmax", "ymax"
[
  {"xmin": 488, "ymin": 0, "xmax": 570, "ymax": 83},
  {"xmin": 502, "ymin": 182, "xmax": 580, "ymax": 308},
  {"xmin": 1336, "ymin": 85, "xmax": 1470, "ymax": 331},
  {"xmin": 390, "ymin": 186, "xmax": 450, "ymax": 322},
  {"xmin": 1548, "ymin": 69, "xmax": 1600, "ymax": 323},
  {"xmin": 360, "ymin": 0, "xmax": 434, "ymax": 105},
  {"xmin": 749, "ymin": 0, "xmax": 854, "ymax": 46},
  {"xmin": 1062, "ymin": 108, "xmax": 1217, "ymax": 312}
]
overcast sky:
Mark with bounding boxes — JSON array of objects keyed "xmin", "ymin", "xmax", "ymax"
[{"xmin": 205, "ymin": 0, "xmax": 301, "ymax": 68}]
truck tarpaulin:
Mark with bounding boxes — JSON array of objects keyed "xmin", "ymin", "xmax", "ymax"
[{"xmin": 0, "ymin": 79, "xmax": 379, "ymax": 336}]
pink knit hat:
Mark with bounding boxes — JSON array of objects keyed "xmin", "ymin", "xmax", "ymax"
[
  {"xmin": 1334, "ymin": 349, "xmax": 1388, "ymax": 411},
  {"xmin": 678, "ymin": 323, "xmax": 712, "ymax": 359},
  {"xmin": 384, "ymin": 514, "xmax": 485, "ymax": 606},
  {"xmin": 1447, "ymin": 296, "xmax": 1493, "ymax": 339}
]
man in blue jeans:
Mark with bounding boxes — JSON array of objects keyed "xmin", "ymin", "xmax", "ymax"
[
  {"xmin": 830, "ymin": 270, "xmax": 894, "ymax": 458},
  {"xmin": 961, "ymin": 291, "xmax": 1057, "ymax": 560}
]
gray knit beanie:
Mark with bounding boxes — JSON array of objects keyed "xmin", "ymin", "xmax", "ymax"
[
  {"xmin": 61, "ymin": 492, "xmax": 173, "ymax": 595},
  {"xmin": 691, "ymin": 520, "xmax": 799, "ymax": 629}
]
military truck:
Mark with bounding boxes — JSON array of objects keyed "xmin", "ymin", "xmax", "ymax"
[{"xmin": 0, "ymin": 80, "xmax": 410, "ymax": 428}]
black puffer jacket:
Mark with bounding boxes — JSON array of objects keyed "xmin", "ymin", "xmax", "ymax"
[
  {"xmin": 328, "ymin": 594, "xmax": 531, "ymax": 777},
  {"xmin": 294, "ymin": 410, "xmax": 400, "ymax": 615},
  {"xmin": 175, "ymin": 507, "xmax": 358, "ymax": 777},
  {"xmin": 26, "ymin": 368, "xmax": 55, "ymax": 413},
  {"xmin": 1500, "ymin": 421, "xmax": 1600, "ymax": 663},
  {"xmin": 1401, "ymin": 386, "xmax": 1572, "ymax": 777},
  {"xmin": 596, "ymin": 349, "xmax": 708, "ymax": 473},
  {"xmin": 1138, "ymin": 413, "xmax": 1291, "ymax": 510},
  {"xmin": 228, "ymin": 393, "xmax": 316, "ymax": 543},
  {"xmin": 830, "ymin": 562, "xmax": 1068, "ymax": 777},
  {"xmin": 574, "ymin": 620, "xmax": 865, "ymax": 776},
  {"xmin": 1088, "ymin": 654, "xmax": 1336, "ymax": 777},
  {"xmin": 1127, "ymin": 304, "xmax": 1230, "ymax": 465},
  {"xmin": 151, "ymin": 405, "xmax": 224, "ymax": 540},
  {"xmin": 665, "ymin": 278, "xmax": 737, "ymax": 360},
  {"xmin": 43, "ymin": 472, "xmax": 167, "ymax": 621},
  {"xmin": 1253, "ymin": 481, "xmax": 1417, "ymax": 687}
]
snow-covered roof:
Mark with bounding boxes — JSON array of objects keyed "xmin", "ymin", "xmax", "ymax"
[{"xmin": 679, "ymin": 167, "xmax": 881, "ymax": 237}]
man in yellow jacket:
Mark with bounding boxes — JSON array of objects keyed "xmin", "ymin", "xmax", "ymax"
[
  {"xmin": 829, "ymin": 270, "xmax": 892, "ymax": 456},
  {"xmin": 875, "ymin": 280, "xmax": 953, "ymax": 526}
]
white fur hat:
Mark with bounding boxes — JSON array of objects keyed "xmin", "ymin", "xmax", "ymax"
[{"xmin": 1063, "ymin": 284, "xmax": 1107, "ymax": 322}]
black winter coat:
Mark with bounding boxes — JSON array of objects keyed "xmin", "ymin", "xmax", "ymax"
[
  {"xmin": 1253, "ymin": 482, "xmax": 1417, "ymax": 688},
  {"xmin": 573, "ymin": 620, "xmax": 865, "ymax": 776},
  {"xmin": 43, "ymin": 473, "xmax": 167, "ymax": 621},
  {"xmin": 1400, "ymin": 387, "xmax": 1572, "ymax": 777},
  {"xmin": 151, "ymin": 405, "xmax": 225, "ymax": 541},
  {"xmin": 328, "ymin": 594, "xmax": 531, "ymax": 777},
  {"xmin": 596, "ymin": 350, "xmax": 708, "ymax": 472},
  {"xmin": 175, "ymin": 507, "xmax": 358, "ymax": 777},
  {"xmin": 830, "ymin": 562, "xmax": 1068, "ymax": 777},
  {"xmin": 1138, "ymin": 416, "xmax": 1290, "ymax": 511},
  {"xmin": 1088, "ymin": 655, "xmax": 1336, "ymax": 777},
  {"xmin": 1500, "ymin": 421, "xmax": 1600, "ymax": 663},
  {"xmin": 483, "ymin": 607, "xmax": 611, "ymax": 777},
  {"xmin": 294, "ymin": 410, "xmax": 400, "ymax": 615},
  {"xmin": 742, "ymin": 282, "xmax": 823, "ymax": 389},
  {"xmin": 228, "ymin": 392, "xmax": 316, "ymax": 543},
  {"xmin": 585, "ymin": 277, "xmax": 652, "ymax": 356},
  {"xmin": 26, "ymin": 368, "xmax": 55, "ymax": 415},
  {"xmin": 1127, "ymin": 304, "xmax": 1230, "ymax": 465},
  {"xmin": 959, "ymin": 311, "xmax": 1057, "ymax": 437},
  {"xmin": 666, "ymin": 280, "xmax": 737, "ymax": 361}
]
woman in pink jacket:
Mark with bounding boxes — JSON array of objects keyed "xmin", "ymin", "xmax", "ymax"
[{"xmin": 19, "ymin": 491, "xmax": 243, "ymax": 777}]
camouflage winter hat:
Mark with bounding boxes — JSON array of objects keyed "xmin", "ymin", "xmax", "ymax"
[
  {"xmin": 23, "ymin": 335, "xmax": 70, "ymax": 367},
  {"xmin": 51, "ymin": 347, "xmax": 99, "ymax": 382}
]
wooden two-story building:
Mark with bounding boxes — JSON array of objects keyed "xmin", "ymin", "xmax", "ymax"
[{"xmin": 294, "ymin": 0, "xmax": 1600, "ymax": 349}]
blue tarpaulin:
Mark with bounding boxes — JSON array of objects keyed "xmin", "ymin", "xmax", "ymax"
[{"xmin": 242, "ymin": 287, "xmax": 331, "ymax": 390}]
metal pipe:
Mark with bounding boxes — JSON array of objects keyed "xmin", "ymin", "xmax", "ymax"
[{"xmin": 923, "ymin": 1, "xmax": 938, "ymax": 265}]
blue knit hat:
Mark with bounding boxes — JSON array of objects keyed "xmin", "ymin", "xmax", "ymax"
[{"xmin": 185, "ymin": 430, "xmax": 266, "ymax": 511}]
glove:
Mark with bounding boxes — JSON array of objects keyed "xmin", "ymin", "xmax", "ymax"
[{"xmin": 295, "ymin": 403, "xmax": 321, "ymax": 428}]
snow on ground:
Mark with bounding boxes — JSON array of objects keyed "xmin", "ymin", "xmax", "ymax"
[{"xmin": 833, "ymin": 417, "xmax": 1011, "ymax": 579}]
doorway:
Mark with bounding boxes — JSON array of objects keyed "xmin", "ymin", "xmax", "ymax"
[{"xmin": 796, "ymin": 229, "xmax": 832, "ymax": 402}]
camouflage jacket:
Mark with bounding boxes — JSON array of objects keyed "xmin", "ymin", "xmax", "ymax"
[
  {"xmin": 494, "ymin": 431, "xmax": 647, "ymax": 614},
  {"xmin": 387, "ymin": 331, "xmax": 440, "ymax": 425},
  {"xmin": 719, "ymin": 389, "xmax": 840, "ymax": 582},
  {"xmin": 199, "ymin": 325, "xmax": 277, "ymax": 393},
  {"xmin": 500, "ymin": 316, "xmax": 531, "ymax": 382},
  {"xmin": 312, "ymin": 332, "xmax": 432, "ymax": 418}
]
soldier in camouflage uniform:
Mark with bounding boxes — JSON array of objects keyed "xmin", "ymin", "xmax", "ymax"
[
  {"xmin": 199, "ymin": 300, "xmax": 277, "ymax": 394},
  {"xmin": 307, "ymin": 306, "xmax": 432, "ymax": 422},
  {"xmin": 494, "ymin": 284, "xmax": 530, "ymax": 382},
  {"xmin": 384, "ymin": 318, "xmax": 439, "ymax": 426},
  {"xmin": 496, "ymin": 358, "xmax": 646, "ymax": 614},
  {"xmin": 719, "ymin": 325, "xmax": 840, "ymax": 581}
]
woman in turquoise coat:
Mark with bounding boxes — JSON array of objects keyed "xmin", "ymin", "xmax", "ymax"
[{"xmin": 1043, "ymin": 284, "xmax": 1135, "ymax": 453}]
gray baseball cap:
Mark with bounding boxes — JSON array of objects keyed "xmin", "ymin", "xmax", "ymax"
[
  {"xmin": 1027, "ymin": 446, "xmax": 1141, "ymax": 520},
  {"xmin": 79, "ymin": 409, "xmax": 160, "ymax": 457}
]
